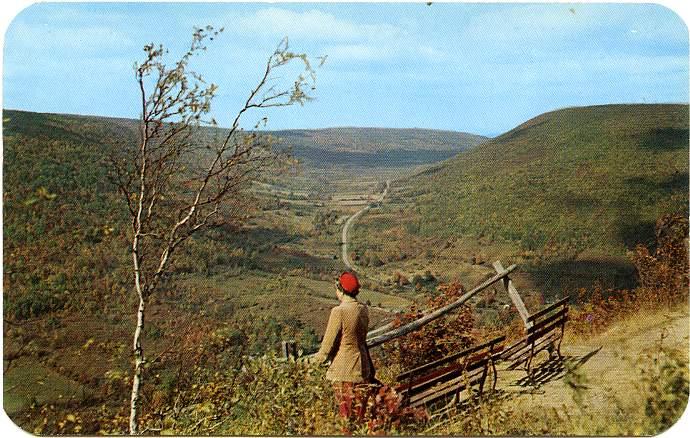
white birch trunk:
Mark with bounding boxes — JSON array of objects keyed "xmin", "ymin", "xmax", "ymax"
[
  {"xmin": 129, "ymin": 115, "xmax": 148, "ymax": 434},
  {"xmin": 129, "ymin": 292, "xmax": 145, "ymax": 434}
]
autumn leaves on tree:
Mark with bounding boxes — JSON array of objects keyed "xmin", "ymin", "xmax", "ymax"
[{"xmin": 107, "ymin": 27, "xmax": 318, "ymax": 434}]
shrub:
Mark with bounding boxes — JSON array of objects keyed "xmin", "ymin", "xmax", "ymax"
[
  {"xmin": 8, "ymin": 284, "xmax": 68, "ymax": 320},
  {"xmin": 146, "ymin": 354, "xmax": 340, "ymax": 435},
  {"xmin": 631, "ymin": 213, "xmax": 689, "ymax": 306},
  {"xmin": 350, "ymin": 384, "xmax": 428, "ymax": 434},
  {"xmin": 381, "ymin": 282, "xmax": 475, "ymax": 370},
  {"xmin": 569, "ymin": 214, "xmax": 689, "ymax": 337},
  {"xmin": 391, "ymin": 271, "xmax": 409, "ymax": 287},
  {"xmin": 405, "ymin": 220, "xmax": 420, "ymax": 235},
  {"xmin": 370, "ymin": 254, "xmax": 384, "ymax": 267},
  {"xmin": 638, "ymin": 340, "xmax": 689, "ymax": 434}
]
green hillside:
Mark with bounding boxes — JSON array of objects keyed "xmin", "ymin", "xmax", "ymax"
[
  {"xmin": 349, "ymin": 104, "xmax": 688, "ymax": 295},
  {"xmin": 407, "ymin": 104, "xmax": 688, "ymax": 250},
  {"xmin": 1, "ymin": 109, "xmax": 458, "ymax": 432},
  {"xmin": 2, "ymin": 109, "xmax": 440, "ymax": 337}
]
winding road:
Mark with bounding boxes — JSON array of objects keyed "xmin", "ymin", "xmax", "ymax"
[{"xmin": 341, "ymin": 180, "xmax": 390, "ymax": 270}]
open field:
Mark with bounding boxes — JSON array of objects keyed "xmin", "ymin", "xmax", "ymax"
[
  {"xmin": 175, "ymin": 272, "xmax": 411, "ymax": 331},
  {"xmin": 4, "ymin": 357, "xmax": 93, "ymax": 416}
]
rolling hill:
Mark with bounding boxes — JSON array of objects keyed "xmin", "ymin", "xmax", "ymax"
[
  {"xmin": 406, "ymin": 104, "xmax": 688, "ymax": 250},
  {"xmin": 2, "ymin": 108, "xmax": 483, "ymax": 432},
  {"xmin": 272, "ymin": 127, "xmax": 488, "ymax": 168},
  {"xmin": 3, "ymin": 109, "xmax": 479, "ymax": 333},
  {"xmin": 273, "ymin": 127, "xmax": 487, "ymax": 152},
  {"xmin": 2, "ymin": 110, "xmax": 487, "ymax": 170},
  {"xmin": 349, "ymin": 104, "xmax": 688, "ymax": 295},
  {"xmin": 2, "ymin": 105, "xmax": 687, "ymax": 434}
]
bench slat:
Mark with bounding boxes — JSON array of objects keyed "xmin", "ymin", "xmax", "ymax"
[
  {"xmin": 528, "ymin": 306, "xmax": 568, "ymax": 334},
  {"xmin": 398, "ymin": 352, "xmax": 493, "ymax": 395},
  {"xmin": 397, "ymin": 335, "xmax": 505, "ymax": 381},
  {"xmin": 501, "ymin": 336, "xmax": 531, "ymax": 360},
  {"xmin": 408, "ymin": 368, "xmax": 486, "ymax": 407},
  {"xmin": 527, "ymin": 314, "xmax": 567, "ymax": 344},
  {"xmin": 403, "ymin": 364, "xmax": 486, "ymax": 400},
  {"xmin": 526, "ymin": 296, "xmax": 570, "ymax": 323},
  {"xmin": 397, "ymin": 362, "xmax": 464, "ymax": 393},
  {"xmin": 502, "ymin": 312, "xmax": 567, "ymax": 362},
  {"xmin": 395, "ymin": 335, "xmax": 504, "ymax": 410}
]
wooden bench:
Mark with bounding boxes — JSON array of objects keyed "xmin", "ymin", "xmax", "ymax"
[
  {"xmin": 500, "ymin": 296, "xmax": 570, "ymax": 378},
  {"xmin": 394, "ymin": 335, "xmax": 505, "ymax": 409}
]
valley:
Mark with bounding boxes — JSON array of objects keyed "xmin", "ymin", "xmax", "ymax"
[{"xmin": 2, "ymin": 104, "xmax": 688, "ymax": 434}]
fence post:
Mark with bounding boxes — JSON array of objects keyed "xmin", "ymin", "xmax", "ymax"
[
  {"xmin": 492, "ymin": 260, "xmax": 532, "ymax": 329},
  {"xmin": 281, "ymin": 340, "xmax": 297, "ymax": 359}
]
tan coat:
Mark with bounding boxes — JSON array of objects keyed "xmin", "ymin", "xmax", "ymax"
[{"xmin": 314, "ymin": 294, "xmax": 375, "ymax": 383}]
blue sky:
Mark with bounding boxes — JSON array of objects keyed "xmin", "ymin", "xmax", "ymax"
[{"xmin": 2, "ymin": 2, "xmax": 688, "ymax": 136}]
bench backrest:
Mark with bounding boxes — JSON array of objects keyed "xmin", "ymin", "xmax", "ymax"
[
  {"xmin": 395, "ymin": 335, "xmax": 505, "ymax": 407},
  {"xmin": 499, "ymin": 296, "xmax": 570, "ymax": 363},
  {"xmin": 525, "ymin": 296, "xmax": 570, "ymax": 342}
]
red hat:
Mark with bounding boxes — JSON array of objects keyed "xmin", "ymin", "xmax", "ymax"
[{"xmin": 339, "ymin": 272, "xmax": 360, "ymax": 295}]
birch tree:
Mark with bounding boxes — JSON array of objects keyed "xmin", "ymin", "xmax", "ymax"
[{"xmin": 108, "ymin": 26, "xmax": 317, "ymax": 434}]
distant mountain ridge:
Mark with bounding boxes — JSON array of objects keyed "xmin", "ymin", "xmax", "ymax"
[
  {"xmin": 3, "ymin": 109, "xmax": 487, "ymax": 168},
  {"xmin": 271, "ymin": 127, "xmax": 487, "ymax": 153}
]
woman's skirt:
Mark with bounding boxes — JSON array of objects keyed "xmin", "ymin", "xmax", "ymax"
[{"xmin": 332, "ymin": 381, "xmax": 373, "ymax": 421}]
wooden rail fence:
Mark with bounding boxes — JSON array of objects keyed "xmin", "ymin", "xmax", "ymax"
[
  {"xmin": 288, "ymin": 261, "xmax": 518, "ymax": 359},
  {"xmin": 281, "ymin": 260, "xmax": 572, "ymax": 409}
]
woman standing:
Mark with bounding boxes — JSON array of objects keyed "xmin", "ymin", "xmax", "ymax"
[{"xmin": 313, "ymin": 271, "xmax": 376, "ymax": 421}]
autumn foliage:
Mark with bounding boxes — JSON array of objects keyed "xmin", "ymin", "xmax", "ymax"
[
  {"xmin": 381, "ymin": 282, "xmax": 475, "ymax": 370},
  {"xmin": 569, "ymin": 213, "xmax": 689, "ymax": 337},
  {"xmin": 357, "ymin": 384, "xmax": 429, "ymax": 434}
]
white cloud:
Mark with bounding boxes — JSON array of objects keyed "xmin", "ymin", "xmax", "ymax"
[
  {"xmin": 459, "ymin": 5, "xmax": 582, "ymax": 45},
  {"xmin": 229, "ymin": 8, "xmax": 448, "ymax": 65},
  {"xmin": 30, "ymin": 5, "xmax": 132, "ymax": 26},
  {"xmin": 324, "ymin": 42, "xmax": 447, "ymax": 63},
  {"xmin": 4, "ymin": 55, "xmax": 134, "ymax": 78},
  {"xmin": 325, "ymin": 44, "xmax": 387, "ymax": 62},
  {"xmin": 235, "ymin": 8, "xmax": 405, "ymax": 42},
  {"xmin": 418, "ymin": 45, "xmax": 447, "ymax": 61}
]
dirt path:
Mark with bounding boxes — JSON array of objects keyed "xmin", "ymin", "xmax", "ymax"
[
  {"xmin": 341, "ymin": 180, "xmax": 390, "ymax": 270},
  {"xmin": 493, "ymin": 307, "xmax": 689, "ymax": 413}
]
